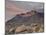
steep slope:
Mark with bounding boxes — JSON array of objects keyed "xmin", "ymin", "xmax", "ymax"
[{"xmin": 5, "ymin": 10, "xmax": 44, "ymax": 34}]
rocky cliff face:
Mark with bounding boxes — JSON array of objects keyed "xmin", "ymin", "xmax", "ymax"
[{"xmin": 5, "ymin": 10, "xmax": 44, "ymax": 34}]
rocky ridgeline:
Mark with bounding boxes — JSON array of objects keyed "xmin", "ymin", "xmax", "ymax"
[{"xmin": 16, "ymin": 10, "xmax": 37, "ymax": 17}]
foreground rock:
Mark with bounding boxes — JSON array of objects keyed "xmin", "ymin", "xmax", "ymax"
[
  {"xmin": 15, "ymin": 25, "xmax": 26, "ymax": 33},
  {"xmin": 15, "ymin": 25, "xmax": 33, "ymax": 33},
  {"xmin": 31, "ymin": 23, "xmax": 44, "ymax": 32},
  {"xmin": 8, "ymin": 23, "xmax": 44, "ymax": 34}
]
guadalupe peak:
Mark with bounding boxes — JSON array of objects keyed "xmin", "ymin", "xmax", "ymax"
[{"xmin": 16, "ymin": 10, "xmax": 37, "ymax": 17}]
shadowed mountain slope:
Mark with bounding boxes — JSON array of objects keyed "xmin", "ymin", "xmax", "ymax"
[{"xmin": 5, "ymin": 10, "xmax": 44, "ymax": 34}]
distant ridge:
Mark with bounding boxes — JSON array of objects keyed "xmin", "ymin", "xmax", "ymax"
[{"xmin": 16, "ymin": 10, "xmax": 37, "ymax": 17}]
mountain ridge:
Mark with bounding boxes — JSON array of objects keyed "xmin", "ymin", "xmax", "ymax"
[{"xmin": 5, "ymin": 10, "xmax": 44, "ymax": 33}]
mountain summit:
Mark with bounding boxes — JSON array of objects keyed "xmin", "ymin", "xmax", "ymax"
[{"xmin": 16, "ymin": 10, "xmax": 37, "ymax": 17}]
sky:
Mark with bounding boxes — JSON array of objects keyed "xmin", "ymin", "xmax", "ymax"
[{"xmin": 5, "ymin": 0, "xmax": 44, "ymax": 22}]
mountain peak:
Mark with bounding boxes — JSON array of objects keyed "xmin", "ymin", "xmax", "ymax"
[{"xmin": 16, "ymin": 10, "xmax": 37, "ymax": 17}]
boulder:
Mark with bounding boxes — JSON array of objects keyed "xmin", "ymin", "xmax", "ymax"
[{"xmin": 15, "ymin": 25, "xmax": 26, "ymax": 33}]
